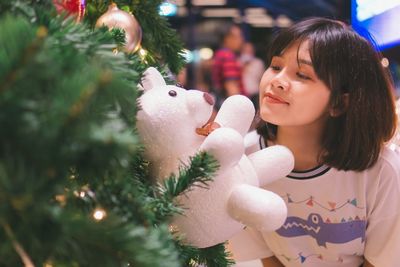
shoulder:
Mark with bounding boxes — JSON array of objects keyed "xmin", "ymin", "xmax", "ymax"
[
  {"xmin": 377, "ymin": 145, "xmax": 400, "ymax": 176},
  {"xmin": 215, "ymin": 48, "xmax": 236, "ymax": 60},
  {"xmin": 250, "ymin": 58, "xmax": 265, "ymax": 68},
  {"xmin": 364, "ymin": 146, "xmax": 400, "ymax": 204},
  {"xmin": 360, "ymin": 146, "xmax": 400, "ymax": 188},
  {"xmin": 245, "ymin": 59, "xmax": 265, "ymax": 73},
  {"xmin": 215, "ymin": 48, "xmax": 235, "ymax": 59}
]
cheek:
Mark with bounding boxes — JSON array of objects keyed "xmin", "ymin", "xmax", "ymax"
[
  {"xmin": 292, "ymin": 88, "xmax": 331, "ymax": 120},
  {"xmin": 258, "ymin": 70, "xmax": 270, "ymax": 93},
  {"xmin": 307, "ymin": 87, "xmax": 331, "ymax": 109}
]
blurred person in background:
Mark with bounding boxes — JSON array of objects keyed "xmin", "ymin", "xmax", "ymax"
[
  {"xmin": 176, "ymin": 65, "xmax": 188, "ymax": 88},
  {"xmin": 196, "ymin": 58, "xmax": 214, "ymax": 94},
  {"xmin": 211, "ymin": 23, "xmax": 246, "ymax": 110},
  {"xmin": 240, "ymin": 42, "xmax": 265, "ymax": 110}
]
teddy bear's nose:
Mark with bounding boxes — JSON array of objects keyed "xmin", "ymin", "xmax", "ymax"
[{"xmin": 203, "ymin": 92, "xmax": 214, "ymax": 106}]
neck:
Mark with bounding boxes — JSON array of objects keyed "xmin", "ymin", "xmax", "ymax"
[{"xmin": 274, "ymin": 124, "xmax": 325, "ymax": 171}]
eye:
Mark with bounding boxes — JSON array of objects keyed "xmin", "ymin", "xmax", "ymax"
[
  {"xmin": 168, "ymin": 90, "xmax": 177, "ymax": 97},
  {"xmin": 176, "ymin": 83, "xmax": 184, "ymax": 88},
  {"xmin": 311, "ymin": 214, "xmax": 319, "ymax": 224},
  {"xmin": 296, "ymin": 72, "xmax": 311, "ymax": 80},
  {"xmin": 270, "ymin": 65, "xmax": 281, "ymax": 71}
]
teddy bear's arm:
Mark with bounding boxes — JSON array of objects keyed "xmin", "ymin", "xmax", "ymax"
[
  {"xmin": 227, "ymin": 184, "xmax": 287, "ymax": 232},
  {"xmin": 248, "ymin": 145, "xmax": 294, "ymax": 187},
  {"xmin": 199, "ymin": 127, "xmax": 244, "ymax": 172},
  {"xmin": 214, "ymin": 95, "xmax": 255, "ymax": 137}
]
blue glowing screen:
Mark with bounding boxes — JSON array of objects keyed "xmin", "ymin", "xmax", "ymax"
[{"xmin": 351, "ymin": 0, "xmax": 400, "ymax": 50}]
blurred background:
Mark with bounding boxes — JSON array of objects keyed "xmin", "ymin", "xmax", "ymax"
[{"xmin": 159, "ymin": 0, "xmax": 400, "ymax": 99}]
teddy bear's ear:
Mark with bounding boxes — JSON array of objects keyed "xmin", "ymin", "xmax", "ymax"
[{"xmin": 140, "ymin": 67, "xmax": 166, "ymax": 91}]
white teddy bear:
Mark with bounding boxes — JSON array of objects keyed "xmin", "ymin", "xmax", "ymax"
[{"xmin": 136, "ymin": 67, "xmax": 294, "ymax": 248}]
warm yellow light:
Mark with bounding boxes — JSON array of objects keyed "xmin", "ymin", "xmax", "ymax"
[
  {"xmin": 169, "ymin": 224, "xmax": 179, "ymax": 233},
  {"xmin": 381, "ymin": 57, "xmax": 389, "ymax": 67},
  {"xmin": 55, "ymin": 194, "xmax": 66, "ymax": 206},
  {"xmin": 199, "ymin": 47, "xmax": 213, "ymax": 60},
  {"xmin": 93, "ymin": 208, "xmax": 107, "ymax": 221},
  {"xmin": 139, "ymin": 48, "xmax": 147, "ymax": 57}
]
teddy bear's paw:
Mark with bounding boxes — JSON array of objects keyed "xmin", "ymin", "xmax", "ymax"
[
  {"xmin": 215, "ymin": 95, "xmax": 255, "ymax": 136},
  {"xmin": 248, "ymin": 145, "xmax": 294, "ymax": 186},
  {"xmin": 200, "ymin": 127, "xmax": 244, "ymax": 170},
  {"xmin": 227, "ymin": 184, "xmax": 287, "ymax": 232}
]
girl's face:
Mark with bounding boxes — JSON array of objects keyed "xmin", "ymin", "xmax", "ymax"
[{"xmin": 259, "ymin": 41, "xmax": 331, "ymax": 128}]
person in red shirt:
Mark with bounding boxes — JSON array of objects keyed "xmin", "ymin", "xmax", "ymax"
[{"xmin": 211, "ymin": 23, "xmax": 246, "ymax": 110}]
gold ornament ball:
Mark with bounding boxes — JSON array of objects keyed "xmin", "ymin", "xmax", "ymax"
[{"xmin": 96, "ymin": 3, "xmax": 142, "ymax": 53}]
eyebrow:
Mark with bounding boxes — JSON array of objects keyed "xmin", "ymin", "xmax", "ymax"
[
  {"xmin": 273, "ymin": 55, "xmax": 313, "ymax": 67},
  {"xmin": 298, "ymin": 58, "xmax": 313, "ymax": 66}
]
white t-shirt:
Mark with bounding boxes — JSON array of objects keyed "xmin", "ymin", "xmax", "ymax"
[{"xmin": 230, "ymin": 131, "xmax": 400, "ymax": 267}]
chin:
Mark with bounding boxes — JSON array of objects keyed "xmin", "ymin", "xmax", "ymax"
[
  {"xmin": 259, "ymin": 108, "xmax": 271, "ymax": 118},
  {"xmin": 260, "ymin": 112, "xmax": 288, "ymax": 127}
]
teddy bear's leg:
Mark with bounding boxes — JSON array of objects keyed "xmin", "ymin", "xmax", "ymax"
[
  {"xmin": 248, "ymin": 145, "xmax": 294, "ymax": 187},
  {"xmin": 199, "ymin": 127, "xmax": 244, "ymax": 172},
  {"xmin": 227, "ymin": 184, "xmax": 287, "ymax": 232}
]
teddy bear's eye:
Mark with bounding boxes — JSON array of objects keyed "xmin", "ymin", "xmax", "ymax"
[
  {"xmin": 168, "ymin": 90, "xmax": 177, "ymax": 97},
  {"xmin": 176, "ymin": 83, "xmax": 183, "ymax": 88}
]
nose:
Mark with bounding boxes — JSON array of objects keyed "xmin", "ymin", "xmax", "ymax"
[
  {"xmin": 203, "ymin": 92, "xmax": 214, "ymax": 105},
  {"xmin": 271, "ymin": 75, "xmax": 289, "ymax": 91}
]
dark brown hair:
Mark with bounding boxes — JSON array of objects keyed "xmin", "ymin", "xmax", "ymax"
[{"xmin": 257, "ymin": 17, "xmax": 397, "ymax": 171}]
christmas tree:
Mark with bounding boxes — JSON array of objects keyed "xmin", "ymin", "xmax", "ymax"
[{"xmin": 0, "ymin": 0, "xmax": 233, "ymax": 266}]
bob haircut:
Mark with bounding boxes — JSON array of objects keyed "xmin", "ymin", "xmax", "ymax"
[{"xmin": 257, "ymin": 17, "xmax": 397, "ymax": 171}]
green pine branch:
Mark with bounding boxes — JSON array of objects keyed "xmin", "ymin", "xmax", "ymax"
[
  {"xmin": 0, "ymin": 1, "xmax": 234, "ymax": 266},
  {"xmin": 131, "ymin": 0, "xmax": 186, "ymax": 74},
  {"xmin": 177, "ymin": 242, "xmax": 235, "ymax": 267},
  {"xmin": 161, "ymin": 152, "xmax": 219, "ymax": 200},
  {"xmin": 0, "ymin": 12, "xmax": 150, "ymax": 266},
  {"xmin": 49, "ymin": 213, "xmax": 180, "ymax": 267}
]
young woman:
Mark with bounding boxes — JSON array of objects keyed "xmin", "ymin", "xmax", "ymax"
[{"xmin": 230, "ymin": 17, "xmax": 400, "ymax": 267}]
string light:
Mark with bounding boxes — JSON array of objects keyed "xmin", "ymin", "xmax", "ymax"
[
  {"xmin": 168, "ymin": 224, "xmax": 179, "ymax": 233},
  {"xmin": 93, "ymin": 208, "xmax": 107, "ymax": 221},
  {"xmin": 381, "ymin": 57, "xmax": 389, "ymax": 67},
  {"xmin": 55, "ymin": 194, "xmax": 66, "ymax": 206},
  {"xmin": 138, "ymin": 48, "xmax": 147, "ymax": 58}
]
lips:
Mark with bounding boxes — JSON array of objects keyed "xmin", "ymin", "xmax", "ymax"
[{"xmin": 264, "ymin": 92, "xmax": 289, "ymax": 104}]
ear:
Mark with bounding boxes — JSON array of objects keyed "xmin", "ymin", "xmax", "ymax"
[
  {"xmin": 330, "ymin": 93, "xmax": 349, "ymax": 117},
  {"xmin": 140, "ymin": 67, "xmax": 166, "ymax": 91}
]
